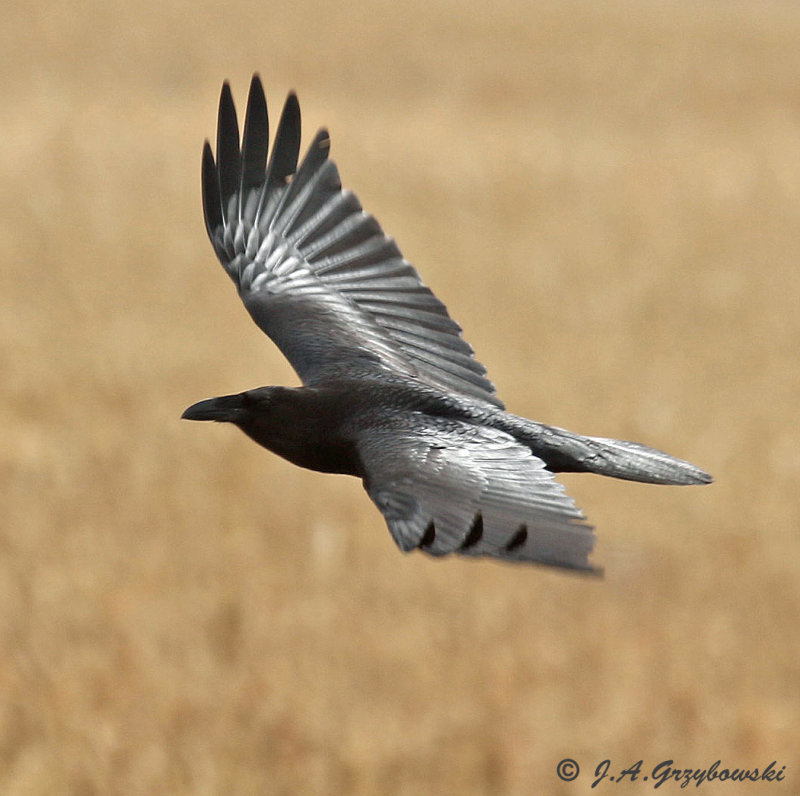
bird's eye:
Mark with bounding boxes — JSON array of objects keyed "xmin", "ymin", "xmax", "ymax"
[{"xmin": 241, "ymin": 390, "xmax": 271, "ymax": 409}]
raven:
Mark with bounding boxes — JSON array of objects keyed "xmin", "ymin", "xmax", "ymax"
[{"xmin": 183, "ymin": 76, "xmax": 711, "ymax": 573}]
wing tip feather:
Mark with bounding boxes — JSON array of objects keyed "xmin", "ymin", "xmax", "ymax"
[
  {"xmin": 241, "ymin": 73, "xmax": 269, "ymax": 196},
  {"xmin": 265, "ymin": 90, "xmax": 302, "ymax": 189},
  {"xmin": 201, "ymin": 139, "xmax": 222, "ymax": 239},
  {"xmin": 216, "ymin": 80, "xmax": 241, "ymax": 213}
]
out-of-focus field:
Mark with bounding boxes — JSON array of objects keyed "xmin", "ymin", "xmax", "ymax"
[{"xmin": 1, "ymin": 0, "xmax": 798, "ymax": 792}]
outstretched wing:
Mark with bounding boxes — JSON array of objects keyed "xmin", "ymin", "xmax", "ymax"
[
  {"xmin": 358, "ymin": 417, "xmax": 599, "ymax": 572},
  {"xmin": 202, "ymin": 75, "xmax": 503, "ymax": 408}
]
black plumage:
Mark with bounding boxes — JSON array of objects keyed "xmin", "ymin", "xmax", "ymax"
[{"xmin": 183, "ymin": 75, "xmax": 712, "ymax": 574}]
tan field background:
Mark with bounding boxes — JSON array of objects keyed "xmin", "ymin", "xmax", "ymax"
[{"xmin": 1, "ymin": 0, "xmax": 798, "ymax": 792}]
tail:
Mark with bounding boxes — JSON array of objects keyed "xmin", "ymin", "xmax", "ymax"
[
  {"xmin": 493, "ymin": 413, "xmax": 712, "ymax": 486},
  {"xmin": 577, "ymin": 435, "xmax": 713, "ymax": 485}
]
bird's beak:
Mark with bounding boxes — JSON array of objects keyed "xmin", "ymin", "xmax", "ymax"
[{"xmin": 181, "ymin": 394, "xmax": 245, "ymax": 422}]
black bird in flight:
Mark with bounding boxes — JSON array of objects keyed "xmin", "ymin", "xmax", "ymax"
[{"xmin": 183, "ymin": 75, "xmax": 711, "ymax": 574}]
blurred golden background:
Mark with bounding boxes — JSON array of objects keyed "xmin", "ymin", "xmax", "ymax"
[{"xmin": 1, "ymin": 0, "xmax": 798, "ymax": 792}]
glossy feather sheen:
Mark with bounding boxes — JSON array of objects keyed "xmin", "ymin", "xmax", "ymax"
[
  {"xmin": 202, "ymin": 75, "xmax": 502, "ymax": 408},
  {"xmin": 191, "ymin": 75, "xmax": 712, "ymax": 574},
  {"xmin": 359, "ymin": 419, "xmax": 595, "ymax": 571}
]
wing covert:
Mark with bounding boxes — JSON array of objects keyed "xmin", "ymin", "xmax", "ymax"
[{"xmin": 202, "ymin": 75, "xmax": 503, "ymax": 408}]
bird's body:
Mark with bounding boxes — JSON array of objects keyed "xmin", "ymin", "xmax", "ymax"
[{"xmin": 183, "ymin": 76, "xmax": 711, "ymax": 574}]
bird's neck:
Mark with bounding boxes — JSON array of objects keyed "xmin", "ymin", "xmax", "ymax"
[{"xmin": 239, "ymin": 386, "xmax": 363, "ymax": 476}]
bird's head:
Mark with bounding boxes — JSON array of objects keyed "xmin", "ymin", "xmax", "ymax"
[
  {"xmin": 181, "ymin": 387, "xmax": 280, "ymax": 426},
  {"xmin": 182, "ymin": 385, "xmax": 336, "ymax": 471}
]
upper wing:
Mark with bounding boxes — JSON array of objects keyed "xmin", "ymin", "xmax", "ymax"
[
  {"xmin": 202, "ymin": 75, "xmax": 503, "ymax": 408},
  {"xmin": 357, "ymin": 417, "xmax": 599, "ymax": 573}
]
